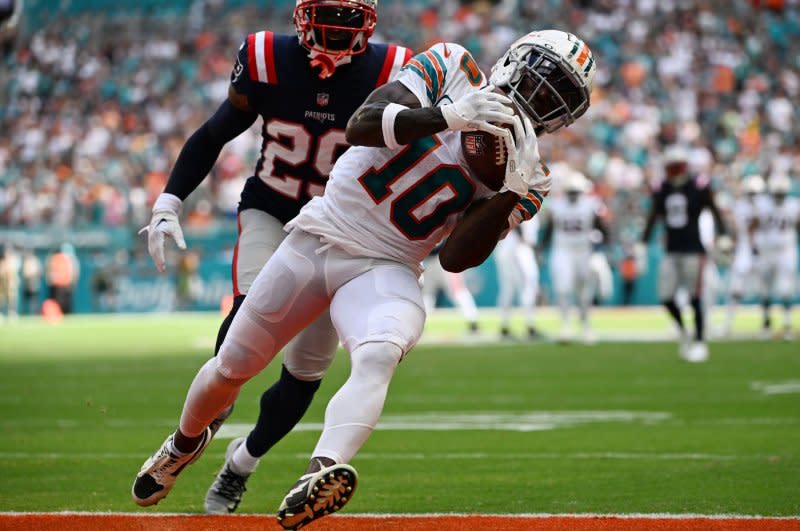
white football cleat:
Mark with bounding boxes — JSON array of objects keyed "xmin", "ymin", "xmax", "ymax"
[
  {"xmin": 685, "ymin": 342, "xmax": 709, "ymax": 363},
  {"xmin": 205, "ymin": 437, "xmax": 251, "ymax": 514},
  {"xmin": 132, "ymin": 427, "xmax": 212, "ymax": 506}
]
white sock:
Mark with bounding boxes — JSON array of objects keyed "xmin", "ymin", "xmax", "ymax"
[
  {"xmin": 230, "ymin": 441, "xmax": 260, "ymax": 475},
  {"xmin": 312, "ymin": 342, "xmax": 401, "ymax": 463},
  {"xmin": 784, "ymin": 306, "xmax": 792, "ymax": 330}
]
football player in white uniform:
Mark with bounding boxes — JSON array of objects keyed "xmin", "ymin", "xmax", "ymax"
[
  {"xmin": 132, "ymin": 29, "xmax": 596, "ymax": 529},
  {"xmin": 541, "ymin": 171, "xmax": 608, "ymax": 343},
  {"xmin": 495, "ymin": 216, "xmax": 543, "ymax": 339},
  {"xmin": 134, "ymin": 0, "xmax": 414, "ymax": 514},
  {"xmin": 752, "ymin": 174, "xmax": 799, "ymax": 339},
  {"xmin": 721, "ymin": 174, "xmax": 765, "ymax": 336}
]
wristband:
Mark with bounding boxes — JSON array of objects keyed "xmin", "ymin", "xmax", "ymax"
[
  {"xmin": 382, "ymin": 103, "xmax": 408, "ymax": 149},
  {"xmin": 153, "ymin": 193, "xmax": 183, "ymax": 215}
]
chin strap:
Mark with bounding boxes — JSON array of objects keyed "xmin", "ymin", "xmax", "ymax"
[{"xmin": 308, "ymin": 49, "xmax": 352, "ymax": 79}]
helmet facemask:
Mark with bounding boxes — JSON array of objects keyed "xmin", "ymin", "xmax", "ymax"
[
  {"xmin": 294, "ymin": 0, "xmax": 377, "ymax": 78},
  {"xmin": 495, "ymin": 44, "xmax": 591, "ymax": 134}
]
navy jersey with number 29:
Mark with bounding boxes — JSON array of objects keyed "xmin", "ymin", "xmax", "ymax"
[{"xmin": 231, "ymin": 31, "xmax": 411, "ymax": 223}]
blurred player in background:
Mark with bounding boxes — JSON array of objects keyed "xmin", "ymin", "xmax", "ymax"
[
  {"xmin": 721, "ymin": 174, "xmax": 765, "ymax": 336},
  {"xmin": 641, "ymin": 145, "xmax": 727, "ymax": 362},
  {"xmin": 132, "ymin": 29, "xmax": 595, "ymax": 529},
  {"xmin": 422, "ymin": 248, "xmax": 480, "ymax": 335},
  {"xmin": 45, "ymin": 243, "xmax": 78, "ymax": 315},
  {"xmin": 135, "ymin": 0, "xmax": 412, "ymax": 514},
  {"xmin": 0, "ymin": 244, "xmax": 20, "ymax": 321},
  {"xmin": 752, "ymin": 174, "xmax": 799, "ymax": 340},
  {"xmin": 494, "ymin": 217, "xmax": 543, "ymax": 339},
  {"xmin": 541, "ymin": 171, "xmax": 608, "ymax": 344}
]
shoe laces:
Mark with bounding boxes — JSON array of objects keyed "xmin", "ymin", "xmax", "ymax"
[
  {"xmin": 150, "ymin": 451, "xmax": 183, "ymax": 480},
  {"xmin": 215, "ymin": 466, "xmax": 248, "ymax": 501}
]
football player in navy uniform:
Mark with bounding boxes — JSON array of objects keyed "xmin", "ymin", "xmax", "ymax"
[
  {"xmin": 134, "ymin": 0, "xmax": 411, "ymax": 512},
  {"xmin": 641, "ymin": 145, "xmax": 727, "ymax": 362}
]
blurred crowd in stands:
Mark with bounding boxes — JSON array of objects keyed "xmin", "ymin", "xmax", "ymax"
[{"xmin": 1, "ymin": 0, "xmax": 798, "ymax": 254}]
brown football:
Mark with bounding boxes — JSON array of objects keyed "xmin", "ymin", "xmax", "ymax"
[{"xmin": 460, "ymin": 129, "xmax": 509, "ymax": 191}]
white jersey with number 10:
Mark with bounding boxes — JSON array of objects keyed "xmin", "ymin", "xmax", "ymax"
[{"xmin": 288, "ymin": 42, "xmax": 544, "ymax": 271}]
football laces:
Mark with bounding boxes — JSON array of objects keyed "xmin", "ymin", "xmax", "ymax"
[{"xmin": 494, "ymin": 135, "xmax": 508, "ymax": 167}]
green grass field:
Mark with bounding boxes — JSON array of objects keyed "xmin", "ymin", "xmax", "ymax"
[{"xmin": 0, "ymin": 309, "xmax": 798, "ymax": 516}]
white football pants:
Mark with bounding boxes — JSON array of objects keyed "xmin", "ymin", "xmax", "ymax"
[
  {"xmin": 233, "ymin": 209, "xmax": 339, "ymax": 381},
  {"xmin": 180, "ymin": 229, "xmax": 426, "ymax": 463}
]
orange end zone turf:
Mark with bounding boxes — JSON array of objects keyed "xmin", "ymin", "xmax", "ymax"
[{"xmin": 1, "ymin": 514, "xmax": 799, "ymax": 531}]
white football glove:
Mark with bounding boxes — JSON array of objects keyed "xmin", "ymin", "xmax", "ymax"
[
  {"xmin": 440, "ymin": 85, "xmax": 516, "ymax": 137},
  {"xmin": 498, "ymin": 114, "xmax": 549, "ymax": 197},
  {"xmin": 138, "ymin": 193, "xmax": 186, "ymax": 273}
]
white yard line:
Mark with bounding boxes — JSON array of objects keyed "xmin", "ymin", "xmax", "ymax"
[{"xmin": 751, "ymin": 380, "xmax": 800, "ymax": 395}]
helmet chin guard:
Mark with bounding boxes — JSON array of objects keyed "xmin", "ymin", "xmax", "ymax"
[
  {"xmin": 294, "ymin": 0, "xmax": 377, "ymax": 79},
  {"xmin": 490, "ymin": 30, "xmax": 595, "ymax": 134}
]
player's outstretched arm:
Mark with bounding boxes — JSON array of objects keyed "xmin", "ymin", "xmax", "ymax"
[
  {"xmin": 141, "ymin": 87, "xmax": 258, "ymax": 272},
  {"xmin": 439, "ymin": 192, "xmax": 520, "ymax": 273}
]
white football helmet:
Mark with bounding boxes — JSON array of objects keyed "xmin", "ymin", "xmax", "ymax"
[
  {"xmin": 768, "ymin": 174, "xmax": 792, "ymax": 196},
  {"xmin": 294, "ymin": 0, "xmax": 377, "ymax": 77},
  {"xmin": 565, "ymin": 170, "xmax": 591, "ymax": 194},
  {"xmin": 742, "ymin": 174, "xmax": 765, "ymax": 195},
  {"xmin": 663, "ymin": 144, "xmax": 689, "ymax": 165},
  {"xmin": 490, "ymin": 29, "xmax": 596, "ymax": 134}
]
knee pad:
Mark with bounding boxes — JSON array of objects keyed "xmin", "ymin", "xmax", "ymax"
[
  {"xmin": 283, "ymin": 344, "xmax": 333, "ymax": 381},
  {"xmin": 350, "ymin": 342, "xmax": 403, "ymax": 382},
  {"xmin": 216, "ymin": 304, "xmax": 278, "ymax": 381}
]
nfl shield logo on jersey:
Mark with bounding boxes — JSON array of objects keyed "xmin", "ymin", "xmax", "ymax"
[{"xmin": 316, "ymin": 92, "xmax": 330, "ymax": 107}]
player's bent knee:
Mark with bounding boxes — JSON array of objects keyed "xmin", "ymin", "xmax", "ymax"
[
  {"xmin": 216, "ymin": 308, "xmax": 279, "ymax": 381},
  {"xmin": 350, "ymin": 341, "xmax": 403, "ymax": 380},
  {"xmin": 284, "ymin": 358, "xmax": 329, "ymax": 382}
]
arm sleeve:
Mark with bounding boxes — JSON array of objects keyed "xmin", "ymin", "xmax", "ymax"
[
  {"xmin": 163, "ymin": 39, "xmax": 260, "ymax": 200},
  {"xmin": 163, "ymin": 100, "xmax": 258, "ymax": 200}
]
